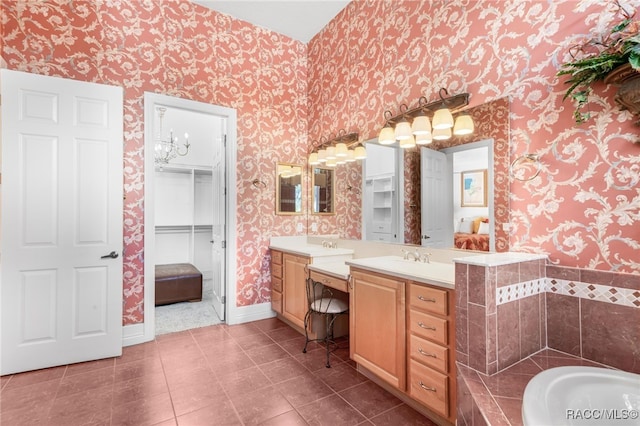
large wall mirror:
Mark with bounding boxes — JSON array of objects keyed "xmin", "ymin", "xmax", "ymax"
[
  {"xmin": 311, "ymin": 167, "xmax": 335, "ymax": 215},
  {"xmin": 357, "ymin": 97, "xmax": 511, "ymax": 252},
  {"xmin": 276, "ymin": 163, "xmax": 303, "ymax": 215}
]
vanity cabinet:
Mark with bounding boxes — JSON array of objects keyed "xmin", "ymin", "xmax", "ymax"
[
  {"xmin": 349, "ymin": 268, "xmax": 456, "ymax": 424},
  {"xmin": 407, "ymin": 283, "xmax": 456, "ymax": 421},
  {"xmin": 349, "ymin": 269, "xmax": 406, "ymax": 390},
  {"xmin": 281, "ymin": 253, "xmax": 310, "ymax": 330},
  {"xmin": 270, "ymin": 250, "xmax": 283, "ymax": 313}
]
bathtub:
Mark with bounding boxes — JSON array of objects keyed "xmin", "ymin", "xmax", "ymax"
[{"xmin": 522, "ymin": 366, "xmax": 640, "ymax": 425}]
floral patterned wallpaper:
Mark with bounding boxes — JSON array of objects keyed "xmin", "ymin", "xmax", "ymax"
[
  {"xmin": 1, "ymin": 0, "xmax": 309, "ymax": 323},
  {"xmin": 2, "ymin": 0, "xmax": 638, "ymax": 327},
  {"xmin": 308, "ymin": 0, "xmax": 639, "ymax": 274}
]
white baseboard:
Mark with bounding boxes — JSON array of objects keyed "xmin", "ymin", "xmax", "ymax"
[
  {"xmin": 122, "ymin": 323, "xmax": 153, "ymax": 347},
  {"xmin": 227, "ymin": 302, "xmax": 276, "ymax": 325}
]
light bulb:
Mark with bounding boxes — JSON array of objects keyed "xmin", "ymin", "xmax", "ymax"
[
  {"xmin": 378, "ymin": 125, "xmax": 395, "ymax": 145},
  {"xmin": 432, "ymin": 106, "xmax": 454, "ymax": 129},
  {"xmin": 411, "ymin": 114, "xmax": 431, "ymax": 135},
  {"xmin": 453, "ymin": 114, "xmax": 474, "ymax": 135},
  {"xmin": 432, "ymin": 127, "xmax": 452, "ymax": 140},
  {"xmin": 394, "ymin": 118, "xmax": 412, "ymax": 140}
]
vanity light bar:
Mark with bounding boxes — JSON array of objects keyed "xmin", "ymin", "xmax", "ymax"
[
  {"xmin": 379, "ymin": 88, "xmax": 474, "ymax": 147},
  {"xmin": 309, "ymin": 129, "xmax": 366, "ymax": 165}
]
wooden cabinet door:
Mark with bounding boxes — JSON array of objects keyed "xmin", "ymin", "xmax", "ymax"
[
  {"xmin": 350, "ymin": 269, "xmax": 406, "ymax": 390},
  {"xmin": 282, "ymin": 253, "xmax": 309, "ymax": 329}
]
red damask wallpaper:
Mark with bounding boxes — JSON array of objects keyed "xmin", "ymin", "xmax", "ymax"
[
  {"xmin": 308, "ymin": 0, "xmax": 639, "ymax": 274},
  {"xmin": 1, "ymin": 0, "xmax": 309, "ymax": 323},
  {"xmin": 2, "ymin": 0, "xmax": 639, "ymax": 327}
]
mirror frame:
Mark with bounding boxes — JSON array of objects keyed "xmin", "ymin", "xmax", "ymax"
[
  {"xmin": 311, "ymin": 166, "xmax": 336, "ymax": 215},
  {"xmin": 275, "ymin": 162, "xmax": 304, "ymax": 215}
]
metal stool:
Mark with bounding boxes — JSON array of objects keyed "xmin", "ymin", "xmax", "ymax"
[{"xmin": 302, "ymin": 277, "xmax": 349, "ymax": 368}]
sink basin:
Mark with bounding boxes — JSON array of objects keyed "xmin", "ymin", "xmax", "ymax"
[
  {"xmin": 346, "ymin": 256, "xmax": 455, "ymax": 287},
  {"xmin": 522, "ymin": 366, "xmax": 640, "ymax": 425}
]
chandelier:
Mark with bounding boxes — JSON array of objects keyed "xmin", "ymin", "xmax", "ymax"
[
  {"xmin": 308, "ymin": 129, "xmax": 366, "ymax": 166},
  {"xmin": 378, "ymin": 88, "xmax": 474, "ymax": 148},
  {"xmin": 154, "ymin": 107, "xmax": 190, "ymax": 165}
]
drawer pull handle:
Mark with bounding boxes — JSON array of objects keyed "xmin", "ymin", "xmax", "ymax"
[
  {"xmin": 418, "ymin": 322, "xmax": 436, "ymax": 331},
  {"xmin": 418, "ymin": 348, "xmax": 437, "ymax": 358},
  {"xmin": 419, "ymin": 381, "xmax": 436, "ymax": 392},
  {"xmin": 418, "ymin": 295, "xmax": 436, "ymax": 303}
]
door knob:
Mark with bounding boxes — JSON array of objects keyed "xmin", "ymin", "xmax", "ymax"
[{"xmin": 100, "ymin": 251, "xmax": 119, "ymax": 259}]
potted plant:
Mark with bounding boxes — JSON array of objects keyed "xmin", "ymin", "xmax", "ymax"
[{"xmin": 557, "ymin": 0, "xmax": 640, "ymax": 124}]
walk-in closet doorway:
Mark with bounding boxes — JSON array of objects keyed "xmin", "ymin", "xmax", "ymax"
[{"xmin": 143, "ymin": 93, "xmax": 237, "ymax": 339}]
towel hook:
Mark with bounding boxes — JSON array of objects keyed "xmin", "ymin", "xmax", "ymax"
[
  {"xmin": 510, "ymin": 153, "xmax": 541, "ymax": 182},
  {"xmin": 251, "ymin": 179, "xmax": 267, "ymax": 188}
]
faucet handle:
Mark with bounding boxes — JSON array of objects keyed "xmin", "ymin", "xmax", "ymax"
[
  {"xmin": 401, "ymin": 249, "xmax": 409, "ymax": 260},
  {"xmin": 420, "ymin": 252, "xmax": 432, "ymax": 263}
]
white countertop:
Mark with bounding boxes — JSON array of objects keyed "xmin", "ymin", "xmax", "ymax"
[
  {"xmin": 307, "ymin": 261, "xmax": 350, "ymax": 280},
  {"xmin": 346, "ymin": 256, "xmax": 455, "ymax": 289},
  {"xmin": 269, "ymin": 238, "xmax": 354, "ymax": 258},
  {"xmin": 453, "ymin": 252, "xmax": 547, "ymax": 267}
]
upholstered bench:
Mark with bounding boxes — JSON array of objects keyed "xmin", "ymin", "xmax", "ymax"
[{"xmin": 155, "ymin": 263, "xmax": 203, "ymax": 306}]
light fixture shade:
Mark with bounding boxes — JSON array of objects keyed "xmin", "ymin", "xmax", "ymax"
[
  {"xmin": 394, "ymin": 118, "xmax": 412, "ymax": 140},
  {"xmin": 335, "ymin": 142, "xmax": 348, "ymax": 157},
  {"xmin": 309, "ymin": 152, "xmax": 319, "ymax": 165},
  {"xmin": 399, "ymin": 135, "xmax": 416, "ymax": 149},
  {"xmin": 346, "ymin": 150, "xmax": 356, "ymax": 162},
  {"xmin": 416, "ymin": 133, "xmax": 433, "ymax": 145},
  {"xmin": 378, "ymin": 125, "xmax": 395, "ymax": 145},
  {"xmin": 318, "ymin": 149, "xmax": 327, "ymax": 163},
  {"xmin": 432, "ymin": 106, "xmax": 454, "ymax": 129},
  {"xmin": 432, "ymin": 127, "xmax": 452, "ymax": 140},
  {"xmin": 453, "ymin": 113, "xmax": 474, "ymax": 135},
  {"xmin": 325, "ymin": 158, "xmax": 337, "ymax": 167},
  {"xmin": 411, "ymin": 114, "xmax": 432, "ymax": 135},
  {"xmin": 326, "ymin": 146, "xmax": 336, "ymax": 160},
  {"xmin": 354, "ymin": 145, "xmax": 367, "ymax": 159}
]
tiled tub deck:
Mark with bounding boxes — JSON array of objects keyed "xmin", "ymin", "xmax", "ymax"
[{"xmin": 457, "ymin": 349, "xmax": 614, "ymax": 426}]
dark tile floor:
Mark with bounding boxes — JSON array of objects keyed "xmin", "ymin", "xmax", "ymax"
[{"xmin": 0, "ymin": 318, "xmax": 437, "ymax": 425}]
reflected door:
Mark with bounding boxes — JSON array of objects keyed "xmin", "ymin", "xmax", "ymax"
[
  {"xmin": 211, "ymin": 124, "xmax": 226, "ymax": 321},
  {"xmin": 420, "ymin": 148, "xmax": 453, "ymax": 247},
  {"xmin": 1, "ymin": 70, "xmax": 123, "ymax": 374}
]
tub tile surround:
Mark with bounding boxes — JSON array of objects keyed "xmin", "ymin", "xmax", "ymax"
[
  {"xmin": 456, "ymin": 349, "xmax": 609, "ymax": 426},
  {"xmin": 455, "ymin": 255, "xmax": 640, "ymax": 426}
]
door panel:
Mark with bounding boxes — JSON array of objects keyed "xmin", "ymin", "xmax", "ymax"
[
  {"xmin": 420, "ymin": 148, "xmax": 452, "ymax": 248},
  {"xmin": 211, "ymin": 124, "xmax": 226, "ymax": 321},
  {"xmin": 1, "ymin": 69, "xmax": 123, "ymax": 375}
]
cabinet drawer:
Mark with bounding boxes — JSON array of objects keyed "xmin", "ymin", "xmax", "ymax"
[
  {"xmin": 271, "ymin": 263, "xmax": 283, "ymax": 279},
  {"xmin": 409, "ymin": 335, "xmax": 448, "ymax": 373},
  {"xmin": 271, "ymin": 250, "xmax": 283, "ymax": 265},
  {"xmin": 372, "ymin": 221, "xmax": 391, "ymax": 233},
  {"xmin": 409, "ymin": 360, "xmax": 448, "ymax": 417},
  {"xmin": 409, "ymin": 310, "xmax": 448, "ymax": 345},
  {"xmin": 271, "ymin": 290, "xmax": 282, "ymax": 313},
  {"xmin": 272, "ymin": 277, "xmax": 282, "ymax": 293},
  {"xmin": 309, "ymin": 271, "xmax": 348, "ymax": 293},
  {"xmin": 409, "ymin": 283, "xmax": 447, "ymax": 316},
  {"xmin": 371, "ymin": 232, "xmax": 392, "ymax": 242}
]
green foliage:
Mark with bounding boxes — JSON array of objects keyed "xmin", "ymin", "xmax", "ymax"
[{"xmin": 557, "ymin": 2, "xmax": 639, "ymax": 124}]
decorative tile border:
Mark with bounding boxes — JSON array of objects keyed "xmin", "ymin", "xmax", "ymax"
[
  {"xmin": 496, "ymin": 279, "xmax": 545, "ymax": 305},
  {"xmin": 496, "ymin": 278, "xmax": 640, "ymax": 308},
  {"xmin": 547, "ymin": 279, "xmax": 640, "ymax": 308}
]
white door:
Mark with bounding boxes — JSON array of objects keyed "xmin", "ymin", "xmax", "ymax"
[
  {"xmin": 420, "ymin": 147, "xmax": 453, "ymax": 248},
  {"xmin": 1, "ymin": 70, "xmax": 123, "ymax": 375},
  {"xmin": 211, "ymin": 127, "xmax": 226, "ymax": 321}
]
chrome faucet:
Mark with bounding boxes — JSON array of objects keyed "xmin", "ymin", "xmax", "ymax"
[
  {"xmin": 419, "ymin": 252, "xmax": 432, "ymax": 263},
  {"xmin": 402, "ymin": 249, "xmax": 431, "ymax": 263},
  {"xmin": 402, "ymin": 249, "xmax": 419, "ymax": 261}
]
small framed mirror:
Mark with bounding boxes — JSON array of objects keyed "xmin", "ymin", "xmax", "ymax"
[
  {"xmin": 276, "ymin": 162, "xmax": 303, "ymax": 215},
  {"xmin": 311, "ymin": 167, "xmax": 335, "ymax": 215}
]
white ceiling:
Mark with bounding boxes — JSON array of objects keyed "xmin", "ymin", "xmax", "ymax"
[{"xmin": 192, "ymin": 0, "xmax": 350, "ymax": 43}]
